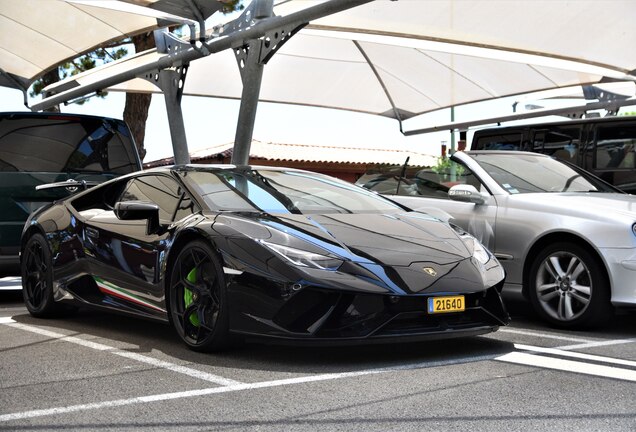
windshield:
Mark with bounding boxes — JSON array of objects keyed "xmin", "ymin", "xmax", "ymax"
[
  {"xmin": 181, "ymin": 168, "xmax": 405, "ymax": 214},
  {"xmin": 470, "ymin": 153, "xmax": 619, "ymax": 194}
]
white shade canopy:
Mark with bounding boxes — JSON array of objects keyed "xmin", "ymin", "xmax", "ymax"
[
  {"xmin": 1, "ymin": 0, "xmax": 634, "ymax": 129},
  {"xmin": 277, "ymin": 0, "xmax": 636, "ymax": 75},
  {"xmin": 0, "ymin": 0, "xmax": 229, "ymax": 90},
  {"xmin": 0, "ymin": 0, "xmax": 157, "ymax": 89},
  {"xmin": 36, "ymin": 0, "xmax": 636, "ymax": 128}
]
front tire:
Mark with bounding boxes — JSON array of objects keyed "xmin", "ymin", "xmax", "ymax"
[
  {"xmin": 168, "ymin": 240, "xmax": 230, "ymax": 352},
  {"xmin": 528, "ymin": 242, "xmax": 612, "ymax": 328}
]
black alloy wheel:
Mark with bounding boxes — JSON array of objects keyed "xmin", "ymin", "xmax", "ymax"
[
  {"xmin": 21, "ymin": 233, "xmax": 66, "ymax": 317},
  {"xmin": 168, "ymin": 240, "xmax": 230, "ymax": 352},
  {"xmin": 528, "ymin": 242, "xmax": 612, "ymax": 328}
]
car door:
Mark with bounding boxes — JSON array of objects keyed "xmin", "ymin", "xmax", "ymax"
[{"xmin": 82, "ymin": 173, "xmax": 194, "ymax": 315}]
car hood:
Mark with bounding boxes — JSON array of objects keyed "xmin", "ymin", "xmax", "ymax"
[
  {"xmin": 510, "ymin": 192, "xmax": 636, "ymax": 220},
  {"xmin": 218, "ymin": 211, "xmax": 472, "ymax": 267}
]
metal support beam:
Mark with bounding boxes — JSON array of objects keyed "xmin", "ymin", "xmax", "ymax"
[
  {"xmin": 231, "ymin": 0, "xmax": 273, "ymax": 165},
  {"xmin": 161, "ymin": 69, "xmax": 190, "ymax": 164},
  {"xmin": 232, "ymin": 41, "xmax": 265, "ymax": 164},
  {"xmin": 143, "ymin": 65, "xmax": 191, "ymax": 164},
  {"xmin": 403, "ymin": 97, "xmax": 636, "ymax": 136},
  {"xmin": 31, "ymin": 0, "xmax": 374, "ymax": 112}
]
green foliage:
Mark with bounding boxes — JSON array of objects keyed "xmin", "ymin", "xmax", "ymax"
[
  {"xmin": 222, "ymin": 0, "xmax": 244, "ymax": 13},
  {"xmin": 619, "ymin": 111, "xmax": 636, "ymax": 116},
  {"xmin": 432, "ymin": 156, "xmax": 465, "ymax": 179},
  {"xmin": 30, "ymin": 45, "xmax": 129, "ymax": 103}
]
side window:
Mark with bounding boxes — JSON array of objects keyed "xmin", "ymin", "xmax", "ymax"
[
  {"xmin": 594, "ymin": 124, "xmax": 636, "ymax": 170},
  {"xmin": 357, "ymin": 162, "xmax": 484, "ymax": 200},
  {"xmin": 532, "ymin": 126, "xmax": 582, "ymax": 164},
  {"xmin": 473, "ymin": 132, "xmax": 523, "ymax": 150},
  {"xmin": 119, "ymin": 175, "xmax": 196, "ymax": 223},
  {"xmin": 71, "ymin": 178, "xmax": 128, "ymax": 213},
  {"xmin": 430, "ymin": 161, "xmax": 484, "ymax": 198},
  {"xmin": 357, "ymin": 168, "xmax": 452, "ymax": 199}
]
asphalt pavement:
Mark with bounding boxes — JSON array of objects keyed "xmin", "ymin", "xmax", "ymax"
[{"xmin": 1, "ymin": 277, "xmax": 635, "ymax": 431}]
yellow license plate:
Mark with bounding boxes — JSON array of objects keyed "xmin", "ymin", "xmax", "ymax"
[{"xmin": 428, "ymin": 296, "xmax": 465, "ymax": 314}]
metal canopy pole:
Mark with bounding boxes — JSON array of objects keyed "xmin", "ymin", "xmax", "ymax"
[
  {"xmin": 232, "ymin": 40, "xmax": 265, "ymax": 165},
  {"xmin": 232, "ymin": 0, "xmax": 273, "ymax": 165},
  {"xmin": 142, "ymin": 30, "xmax": 192, "ymax": 165},
  {"xmin": 158, "ymin": 67, "xmax": 190, "ymax": 164}
]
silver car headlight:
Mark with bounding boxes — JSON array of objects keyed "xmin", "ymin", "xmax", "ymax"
[
  {"xmin": 632, "ymin": 223, "xmax": 636, "ymax": 237},
  {"xmin": 259, "ymin": 240, "xmax": 343, "ymax": 270}
]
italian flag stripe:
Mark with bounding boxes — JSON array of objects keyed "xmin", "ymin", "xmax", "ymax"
[{"xmin": 94, "ymin": 277, "xmax": 165, "ymax": 313}]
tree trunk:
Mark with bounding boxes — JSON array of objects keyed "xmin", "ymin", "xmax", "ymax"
[
  {"xmin": 40, "ymin": 69, "xmax": 61, "ymax": 113},
  {"xmin": 123, "ymin": 33, "xmax": 156, "ymax": 162}
]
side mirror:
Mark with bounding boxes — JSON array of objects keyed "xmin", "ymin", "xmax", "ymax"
[
  {"xmin": 114, "ymin": 201, "xmax": 160, "ymax": 235},
  {"xmin": 448, "ymin": 184, "xmax": 485, "ymax": 205}
]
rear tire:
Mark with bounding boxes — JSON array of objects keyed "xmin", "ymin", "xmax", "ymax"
[
  {"xmin": 21, "ymin": 234, "xmax": 69, "ymax": 317},
  {"xmin": 528, "ymin": 242, "xmax": 612, "ymax": 328},
  {"xmin": 168, "ymin": 240, "xmax": 230, "ymax": 352}
]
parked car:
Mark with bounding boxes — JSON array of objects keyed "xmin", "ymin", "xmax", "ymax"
[
  {"xmin": 357, "ymin": 167, "xmax": 450, "ymax": 198},
  {"xmin": 363, "ymin": 151, "xmax": 636, "ymax": 328},
  {"xmin": 21, "ymin": 165, "xmax": 508, "ymax": 351},
  {"xmin": 0, "ymin": 112, "xmax": 142, "ymax": 276},
  {"xmin": 470, "ymin": 116, "xmax": 636, "ymax": 193}
]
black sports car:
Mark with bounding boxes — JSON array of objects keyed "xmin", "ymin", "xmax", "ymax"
[{"xmin": 20, "ymin": 165, "xmax": 509, "ymax": 351}]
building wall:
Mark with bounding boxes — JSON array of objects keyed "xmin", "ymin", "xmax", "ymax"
[
  {"xmin": 194, "ymin": 156, "xmax": 373, "ymax": 183},
  {"xmin": 146, "ymin": 154, "xmax": 423, "ymax": 184}
]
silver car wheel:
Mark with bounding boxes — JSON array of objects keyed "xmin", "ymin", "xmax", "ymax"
[{"xmin": 535, "ymin": 251, "xmax": 592, "ymax": 322}]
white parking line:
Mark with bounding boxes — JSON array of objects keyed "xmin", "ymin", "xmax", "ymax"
[
  {"xmin": 3, "ymin": 317, "xmax": 635, "ymax": 423},
  {"xmin": 0, "ymin": 372, "xmax": 375, "ymax": 422},
  {"xmin": 496, "ymin": 344, "xmax": 636, "ymax": 382},
  {"xmin": 556, "ymin": 338, "xmax": 636, "ymax": 351},
  {"xmin": 514, "ymin": 343, "xmax": 636, "ymax": 368},
  {"xmin": 0, "ymin": 353, "xmax": 498, "ymax": 423},
  {"xmin": 496, "ymin": 352, "xmax": 636, "ymax": 382},
  {"xmin": 499, "ymin": 328, "xmax": 596, "ymax": 343},
  {"xmin": 3, "ymin": 320, "xmax": 243, "ymax": 387}
]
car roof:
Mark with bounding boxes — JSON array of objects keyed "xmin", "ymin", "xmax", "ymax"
[
  {"xmin": 144, "ymin": 164, "xmax": 321, "ymax": 176},
  {"xmin": 0, "ymin": 111, "xmax": 123, "ymax": 122},
  {"xmin": 462, "ymin": 150, "xmax": 550, "ymax": 157},
  {"xmin": 471, "ymin": 115, "xmax": 634, "ymax": 134}
]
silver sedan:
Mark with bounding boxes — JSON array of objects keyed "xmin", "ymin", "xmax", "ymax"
[{"xmin": 369, "ymin": 151, "xmax": 636, "ymax": 328}]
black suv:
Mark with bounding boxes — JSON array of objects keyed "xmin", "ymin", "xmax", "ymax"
[
  {"xmin": 470, "ymin": 116, "xmax": 636, "ymax": 193},
  {"xmin": 0, "ymin": 112, "xmax": 142, "ymax": 276}
]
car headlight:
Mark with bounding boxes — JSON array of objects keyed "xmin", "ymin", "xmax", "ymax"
[
  {"xmin": 259, "ymin": 240, "xmax": 343, "ymax": 270},
  {"xmin": 632, "ymin": 223, "xmax": 636, "ymax": 237},
  {"xmin": 460, "ymin": 234, "xmax": 491, "ymax": 265}
]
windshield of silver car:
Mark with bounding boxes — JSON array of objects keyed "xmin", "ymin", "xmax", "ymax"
[{"xmin": 470, "ymin": 154, "xmax": 614, "ymax": 194}]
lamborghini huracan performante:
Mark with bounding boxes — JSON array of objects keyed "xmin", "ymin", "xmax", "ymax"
[{"xmin": 20, "ymin": 165, "xmax": 509, "ymax": 351}]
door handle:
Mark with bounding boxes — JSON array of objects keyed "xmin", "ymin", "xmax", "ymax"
[{"xmin": 85, "ymin": 227, "xmax": 99, "ymax": 239}]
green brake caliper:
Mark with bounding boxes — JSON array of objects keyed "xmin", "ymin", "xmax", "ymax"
[{"xmin": 184, "ymin": 267, "xmax": 201, "ymax": 327}]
